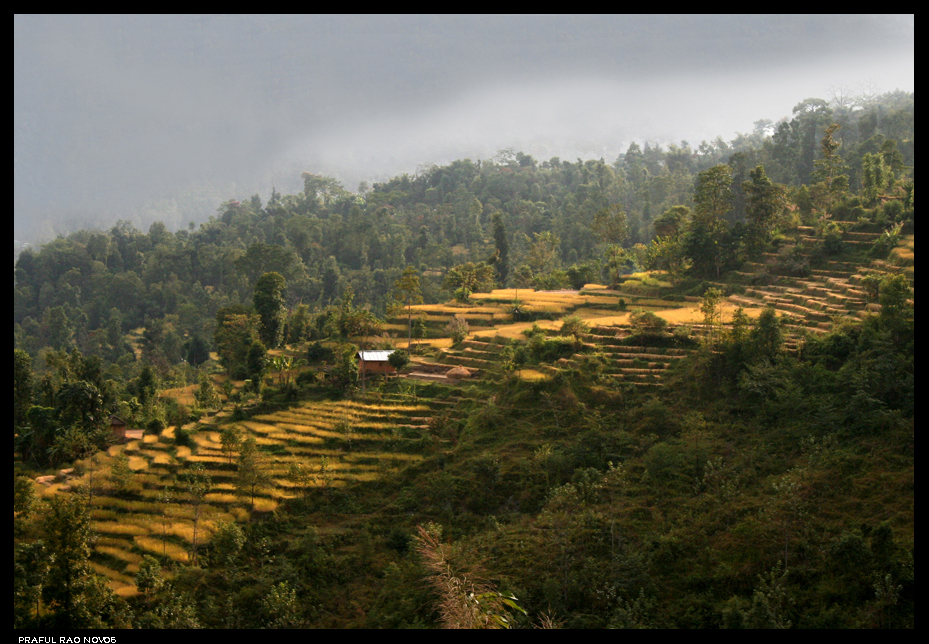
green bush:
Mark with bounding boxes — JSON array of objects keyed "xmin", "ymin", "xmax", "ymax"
[
  {"xmin": 175, "ymin": 426, "xmax": 194, "ymax": 448},
  {"xmin": 629, "ymin": 310, "xmax": 668, "ymax": 334}
]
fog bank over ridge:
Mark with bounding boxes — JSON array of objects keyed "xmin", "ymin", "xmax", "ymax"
[{"xmin": 14, "ymin": 15, "xmax": 914, "ymax": 241}]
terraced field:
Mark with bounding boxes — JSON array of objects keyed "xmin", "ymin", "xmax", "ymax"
[
  {"xmin": 41, "ymin": 398, "xmax": 436, "ymax": 597},
  {"xmin": 727, "ymin": 229, "xmax": 914, "ymax": 333}
]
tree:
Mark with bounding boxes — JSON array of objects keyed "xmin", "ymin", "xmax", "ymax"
[
  {"xmin": 560, "ymin": 314, "xmax": 590, "ymax": 349},
  {"xmin": 214, "ymin": 309, "xmax": 260, "ymax": 378},
  {"xmin": 134, "ymin": 555, "xmax": 164, "ymax": 597},
  {"xmin": 181, "ymin": 462, "xmax": 212, "ymax": 564},
  {"xmin": 591, "ymin": 204, "xmax": 631, "ymax": 287},
  {"xmin": 446, "ymin": 315, "xmax": 469, "ymax": 345},
  {"xmin": 392, "ymin": 266, "xmax": 423, "ymax": 350},
  {"xmin": 194, "ymin": 372, "xmax": 222, "ymax": 411},
  {"xmin": 813, "ymin": 123, "xmax": 848, "ymax": 215},
  {"xmin": 110, "ymin": 450, "xmax": 134, "ymax": 495},
  {"xmin": 236, "ymin": 436, "xmax": 271, "ymax": 510},
  {"xmin": 591, "ymin": 204, "xmax": 629, "ymax": 246},
  {"xmin": 184, "ymin": 335, "xmax": 211, "ymax": 367},
  {"xmin": 687, "ymin": 165, "xmax": 733, "ymax": 277},
  {"xmin": 693, "ymin": 164, "xmax": 733, "ymax": 225},
  {"xmin": 211, "ymin": 520, "xmax": 245, "ymax": 569},
  {"xmin": 14, "ymin": 476, "xmax": 38, "ymax": 518},
  {"xmin": 743, "ymin": 165, "xmax": 789, "ymax": 252},
  {"xmin": 525, "ymin": 231, "xmax": 562, "ymax": 275},
  {"xmin": 253, "ymin": 272, "xmax": 287, "ymax": 349},
  {"xmin": 749, "ymin": 307, "xmax": 783, "ymax": 363},
  {"xmin": 792, "ymin": 98, "xmax": 833, "ymax": 184},
  {"xmin": 220, "ymin": 425, "xmax": 243, "ymax": 464},
  {"xmin": 444, "ymin": 262, "xmax": 496, "ymax": 303},
  {"xmin": 700, "ymin": 287, "xmax": 723, "ymax": 348},
  {"xmin": 14, "ymin": 541, "xmax": 50, "ymax": 627},
  {"xmin": 877, "ymin": 273, "xmax": 913, "ymax": 345},
  {"xmin": 40, "ymin": 495, "xmax": 92, "ymax": 627},
  {"xmin": 861, "ymin": 152, "xmax": 889, "ymax": 205},
  {"xmin": 652, "ymin": 206, "xmax": 689, "ymax": 240},
  {"xmin": 14, "ymin": 349, "xmax": 34, "ymax": 431},
  {"xmin": 246, "ymin": 340, "xmax": 269, "ymax": 385},
  {"xmin": 491, "ymin": 212, "xmax": 510, "ymax": 285},
  {"xmin": 629, "ymin": 310, "xmax": 668, "ymax": 335}
]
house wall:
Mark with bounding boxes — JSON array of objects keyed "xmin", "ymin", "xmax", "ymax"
[{"xmin": 359, "ymin": 359, "xmax": 396, "ymax": 374}]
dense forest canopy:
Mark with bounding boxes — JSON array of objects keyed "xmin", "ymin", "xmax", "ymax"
[{"xmin": 14, "ymin": 89, "xmax": 914, "ymax": 629}]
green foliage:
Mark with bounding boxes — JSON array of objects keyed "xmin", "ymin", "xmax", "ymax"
[
  {"xmin": 253, "ymin": 272, "xmax": 287, "ymax": 348},
  {"xmin": 14, "ymin": 349, "xmax": 34, "ymax": 430},
  {"xmin": 109, "ymin": 450, "xmax": 134, "ymax": 494},
  {"xmin": 446, "ymin": 315, "xmax": 469, "ymax": 345},
  {"xmin": 327, "ymin": 343, "xmax": 359, "ymax": 392},
  {"xmin": 387, "ymin": 350, "xmax": 410, "ymax": 370},
  {"xmin": 629, "ymin": 310, "xmax": 668, "ymax": 335},
  {"xmin": 306, "ymin": 340, "xmax": 335, "ymax": 363},
  {"xmin": 444, "ymin": 262, "xmax": 496, "ymax": 300},
  {"xmin": 210, "ymin": 521, "xmax": 246, "ymax": 568},
  {"xmin": 135, "ymin": 555, "xmax": 164, "ymax": 596}
]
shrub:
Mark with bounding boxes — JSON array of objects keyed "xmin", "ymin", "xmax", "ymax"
[
  {"xmin": 174, "ymin": 426, "xmax": 194, "ymax": 448},
  {"xmin": 387, "ymin": 351, "xmax": 410, "ymax": 370},
  {"xmin": 306, "ymin": 341, "xmax": 335, "ymax": 364},
  {"xmin": 446, "ymin": 315, "xmax": 469, "ymax": 345},
  {"xmin": 629, "ymin": 310, "xmax": 668, "ymax": 334}
]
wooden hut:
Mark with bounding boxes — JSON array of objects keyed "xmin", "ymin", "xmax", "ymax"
[{"xmin": 109, "ymin": 415, "xmax": 128, "ymax": 442}]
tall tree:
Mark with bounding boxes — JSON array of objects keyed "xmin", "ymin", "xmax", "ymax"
[
  {"xmin": 592, "ymin": 205, "xmax": 630, "ymax": 287},
  {"xmin": 392, "ymin": 266, "xmax": 424, "ymax": 350},
  {"xmin": 237, "ymin": 436, "xmax": 271, "ymax": 510},
  {"xmin": 686, "ymin": 165, "xmax": 733, "ymax": 277},
  {"xmin": 813, "ymin": 123, "xmax": 848, "ymax": 215},
  {"xmin": 444, "ymin": 262, "xmax": 496, "ymax": 303},
  {"xmin": 40, "ymin": 495, "xmax": 92, "ymax": 627},
  {"xmin": 792, "ymin": 98, "xmax": 833, "ymax": 184},
  {"xmin": 743, "ymin": 165, "xmax": 788, "ymax": 252},
  {"xmin": 253, "ymin": 272, "xmax": 287, "ymax": 349},
  {"xmin": 491, "ymin": 212, "xmax": 510, "ymax": 286},
  {"xmin": 181, "ymin": 462, "xmax": 212, "ymax": 565},
  {"xmin": 14, "ymin": 349, "xmax": 34, "ymax": 431}
]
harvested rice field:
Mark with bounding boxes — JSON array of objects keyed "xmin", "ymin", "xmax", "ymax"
[{"xmin": 46, "ymin": 396, "xmax": 436, "ymax": 596}]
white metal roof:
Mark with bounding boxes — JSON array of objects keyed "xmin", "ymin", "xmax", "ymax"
[{"xmin": 356, "ymin": 350, "xmax": 395, "ymax": 362}]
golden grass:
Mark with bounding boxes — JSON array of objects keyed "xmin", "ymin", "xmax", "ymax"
[
  {"xmin": 89, "ymin": 560, "xmax": 136, "ymax": 587},
  {"xmin": 134, "ymin": 535, "xmax": 189, "ymax": 562},
  {"xmin": 94, "ymin": 521, "xmax": 151, "ymax": 536},
  {"xmin": 96, "ymin": 545, "xmax": 144, "ymax": 566},
  {"xmin": 185, "ymin": 454, "xmax": 228, "ymax": 465},
  {"xmin": 161, "ymin": 384, "xmax": 197, "ymax": 406},
  {"xmin": 517, "ymin": 369, "xmax": 550, "ymax": 381},
  {"xmin": 128, "ymin": 456, "xmax": 149, "ymax": 471},
  {"xmin": 152, "ymin": 452, "xmax": 176, "ymax": 465},
  {"xmin": 205, "ymin": 492, "xmax": 240, "ymax": 504},
  {"xmin": 252, "ymin": 497, "xmax": 280, "ymax": 512},
  {"xmin": 89, "ymin": 496, "xmax": 162, "ymax": 513},
  {"xmin": 240, "ymin": 421, "xmax": 279, "ymax": 435}
]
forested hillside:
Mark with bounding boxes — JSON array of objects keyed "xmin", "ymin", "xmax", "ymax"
[{"xmin": 14, "ymin": 91, "xmax": 914, "ymax": 629}]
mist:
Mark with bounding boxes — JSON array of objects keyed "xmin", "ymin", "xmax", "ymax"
[{"xmin": 14, "ymin": 15, "xmax": 914, "ymax": 242}]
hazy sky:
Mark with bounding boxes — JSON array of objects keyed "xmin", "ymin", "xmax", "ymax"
[{"xmin": 14, "ymin": 14, "xmax": 914, "ymax": 241}]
